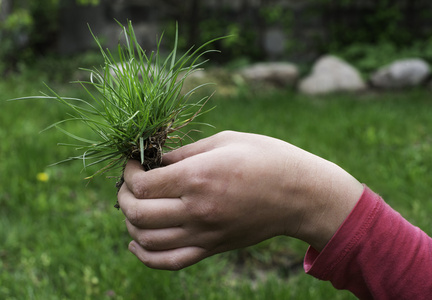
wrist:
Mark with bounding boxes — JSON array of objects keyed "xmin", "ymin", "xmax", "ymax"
[{"xmin": 286, "ymin": 157, "xmax": 364, "ymax": 252}]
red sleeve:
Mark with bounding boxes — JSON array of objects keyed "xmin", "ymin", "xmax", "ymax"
[{"xmin": 304, "ymin": 185, "xmax": 432, "ymax": 300}]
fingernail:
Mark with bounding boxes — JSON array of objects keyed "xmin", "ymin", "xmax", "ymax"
[{"xmin": 129, "ymin": 241, "xmax": 136, "ymax": 252}]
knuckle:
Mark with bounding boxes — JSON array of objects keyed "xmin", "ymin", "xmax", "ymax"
[
  {"xmin": 126, "ymin": 202, "xmax": 141, "ymax": 225},
  {"xmin": 130, "ymin": 175, "xmax": 149, "ymax": 199},
  {"xmin": 129, "ymin": 174, "xmax": 148, "ymax": 198},
  {"xmin": 215, "ymin": 130, "xmax": 235, "ymax": 140},
  {"xmin": 187, "ymin": 173, "xmax": 207, "ymax": 191},
  {"xmin": 137, "ymin": 234, "xmax": 155, "ymax": 250},
  {"xmin": 183, "ymin": 172, "xmax": 221, "ymax": 224},
  {"xmin": 184, "ymin": 165, "xmax": 211, "ymax": 192}
]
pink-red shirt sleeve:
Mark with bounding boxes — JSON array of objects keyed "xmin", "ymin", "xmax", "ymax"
[{"xmin": 304, "ymin": 185, "xmax": 432, "ymax": 299}]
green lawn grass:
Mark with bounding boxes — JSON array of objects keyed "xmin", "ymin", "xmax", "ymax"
[{"xmin": 1, "ymin": 69, "xmax": 431, "ymax": 299}]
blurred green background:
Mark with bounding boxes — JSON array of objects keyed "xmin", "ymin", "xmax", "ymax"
[
  {"xmin": 1, "ymin": 0, "xmax": 432, "ymax": 299},
  {"xmin": 2, "ymin": 0, "xmax": 432, "ymax": 75}
]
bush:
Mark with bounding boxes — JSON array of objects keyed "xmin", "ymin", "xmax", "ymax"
[
  {"xmin": 0, "ymin": 8, "xmax": 34, "ymax": 74},
  {"xmin": 333, "ymin": 39, "xmax": 432, "ymax": 77},
  {"xmin": 0, "ymin": 0, "xmax": 101, "ymax": 75}
]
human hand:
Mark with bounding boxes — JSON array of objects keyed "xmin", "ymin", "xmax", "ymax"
[{"xmin": 118, "ymin": 131, "xmax": 363, "ymax": 270}]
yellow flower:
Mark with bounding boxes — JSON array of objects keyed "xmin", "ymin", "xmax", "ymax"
[{"xmin": 36, "ymin": 172, "xmax": 49, "ymax": 182}]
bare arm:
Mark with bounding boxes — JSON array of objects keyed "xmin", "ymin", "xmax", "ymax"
[{"xmin": 117, "ymin": 131, "xmax": 364, "ymax": 270}]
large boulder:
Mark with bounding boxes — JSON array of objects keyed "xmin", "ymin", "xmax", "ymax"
[
  {"xmin": 371, "ymin": 58, "xmax": 431, "ymax": 89},
  {"xmin": 299, "ymin": 55, "xmax": 366, "ymax": 95},
  {"xmin": 239, "ymin": 62, "xmax": 299, "ymax": 88}
]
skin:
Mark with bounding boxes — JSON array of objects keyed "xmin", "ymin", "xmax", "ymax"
[{"xmin": 117, "ymin": 131, "xmax": 364, "ymax": 271}]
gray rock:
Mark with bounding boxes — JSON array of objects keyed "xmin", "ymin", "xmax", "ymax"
[
  {"xmin": 371, "ymin": 58, "xmax": 431, "ymax": 89},
  {"xmin": 240, "ymin": 62, "xmax": 299, "ymax": 87},
  {"xmin": 299, "ymin": 55, "xmax": 366, "ymax": 95}
]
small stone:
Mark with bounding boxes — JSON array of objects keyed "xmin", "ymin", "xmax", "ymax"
[{"xmin": 240, "ymin": 62, "xmax": 299, "ymax": 88}]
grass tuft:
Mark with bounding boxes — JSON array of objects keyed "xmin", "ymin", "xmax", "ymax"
[{"xmin": 12, "ymin": 20, "xmax": 223, "ymax": 178}]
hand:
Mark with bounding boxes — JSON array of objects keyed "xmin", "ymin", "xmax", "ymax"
[{"xmin": 117, "ymin": 131, "xmax": 363, "ymax": 270}]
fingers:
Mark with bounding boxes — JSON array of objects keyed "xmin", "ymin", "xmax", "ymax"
[
  {"xmin": 128, "ymin": 240, "xmax": 208, "ymax": 271},
  {"xmin": 125, "ymin": 224, "xmax": 186, "ymax": 250},
  {"xmin": 118, "ymin": 183, "xmax": 187, "ymax": 228},
  {"xmin": 123, "ymin": 131, "xmax": 238, "ymax": 199},
  {"xmin": 123, "ymin": 159, "xmax": 184, "ymax": 199},
  {"xmin": 125, "ymin": 222, "xmax": 213, "ymax": 252},
  {"xmin": 162, "ymin": 131, "xmax": 235, "ymax": 165},
  {"xmin": 162, "ymin": 137, "xmax": 213, "ymax": 165}
]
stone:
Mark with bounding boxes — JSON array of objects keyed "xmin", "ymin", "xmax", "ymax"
[
  {"xmin": 239, "ymin": 62, "xmax": 299, "ymax": 88},
  {"xmin": 371, "ymin": 58, "xmax": 431, "ymax": 89},
  {"xmin": 299, "ymin": 55, "xmax": 366, "ymax": 95}
]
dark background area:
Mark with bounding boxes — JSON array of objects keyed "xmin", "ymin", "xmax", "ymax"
[{"xmin": 1, "ymin": 0, "xmax": 432, "ymax": 75}]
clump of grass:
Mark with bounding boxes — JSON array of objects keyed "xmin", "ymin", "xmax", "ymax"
[{"xmin": 14, "ymin": 21, "xmax": 221, "ymax": 190}]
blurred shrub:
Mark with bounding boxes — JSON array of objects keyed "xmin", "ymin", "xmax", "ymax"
[
  {"xmin": 0, "ymin": 0, "xmax": 100, "ymax": 75},
  {"xmin": 2, "ymin": 0, "xmax": 432, "ymax": 75},
  {"xmin": 162, "ymin": 1, "xmax": 294, "ymax": 64},
  {"xmin": 0, "ymin": 8, "xmax": 34, "ymax": 74},
  {"xmin": 301, "ymin": 0, "xmax": 432, "ymax": 75},
  {"xmin": 162, "ymin": 0, "xmax": 432, "ymax": 67},
  {"xmin": 318, "ymin": 0, "xmax": 412, "ymax": 46},
  {"xmin": 315, "ymin": 0, "xmax": 432, "ymax": 55},
  {"xmin": 15, "ymin": 50, "xmax": 104, "ymax": 83},
  {"xmin": 333, "ymin": 39, "xmax": 432, "ymax": 77}
]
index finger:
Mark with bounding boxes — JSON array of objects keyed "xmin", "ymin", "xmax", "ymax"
[
  {"xmin": 123, "ymin": 159, "xmax": 184, "ymax": 199},
  {"xmin": 162, "ymin": 131, "xmax": 230, "ymax": 165}
]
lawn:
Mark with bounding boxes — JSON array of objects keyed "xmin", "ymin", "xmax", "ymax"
[{"xmin": 1, "ymin": 67, "xmax": 431, "ymax": 299}]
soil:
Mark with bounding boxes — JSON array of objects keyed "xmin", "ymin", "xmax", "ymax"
[{"xmin": 114, "ymin": 131, "xmax": 167, "ymax": 209}]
